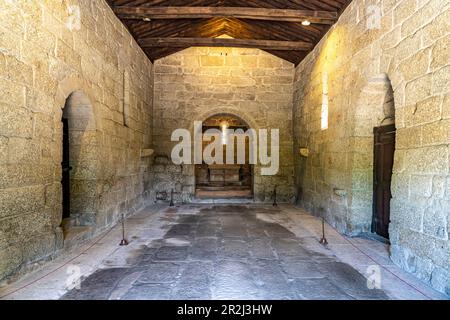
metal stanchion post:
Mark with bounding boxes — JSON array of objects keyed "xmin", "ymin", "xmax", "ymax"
[
  {"xmin": 169, "ymin": 188, "xmax": 174, "ymax": 207},
  {"xmin": 273, "ymin": 186, "xmax": 278, "ymax": 207},
  {"xmin": 119, "ymin": 213, "xmax": 129, "ymax": 246},
  {"xmin": 319, "ymin": 217, "xmax": 328, "ymax": 245}
]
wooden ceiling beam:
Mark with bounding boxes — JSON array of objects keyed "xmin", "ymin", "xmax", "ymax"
[
  {"xmin": 139, "ymin": 37, "xmax": 313, "ymax": 51},
  {"xmin": 113, "ymin": 6, "xmax": 337, "ymax": 24}
]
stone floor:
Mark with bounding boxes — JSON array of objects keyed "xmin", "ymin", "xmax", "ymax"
[{"xmin": 0, "ymin": 204, "xmax": 447, "ymax": 300}]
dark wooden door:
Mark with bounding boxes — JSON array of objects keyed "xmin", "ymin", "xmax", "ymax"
[
  {"xmin": 372, "ymin": 124, "xmax": 396, "ymax": 239},
  {"xmin": 62, "ymin": 118, "xmax": 71, "ymax": 220}
]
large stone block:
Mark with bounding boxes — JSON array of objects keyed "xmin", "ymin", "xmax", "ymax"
[
  {"xmin": 229, "ymin": 76, "xmax": 256, "ymax": 87},
  {"xmin": 6, "ymin": 56, "xmax": 33, "ymax": 86},
  {"xmin": 394, "ymin": 0, "xmax": 417, "ymax": 26},
  {"xmin": 430, "ymin": 175, "xmax": 446, "ymax": 199},
  {"xmin": 200, "ymin": 56, "xmax": 224, "ymax": 67},
  {"xmin": 421, "ymin": 120, "xmax": 450, "ymax": 146},
  {"xmin": 21, "ymin": 232, "xmax": 56, "ymax": 264},
  {"xmin": 396, "ymin": 126, "xmax": 422, "ymax": 149},
  {"xmin": 7, "ymin": 137, "xmax": 40, "ymax": 164},
  {"xmin": 405, "ymin": 145, "xmax": 448, "ymax": 174},
  {"xmin": 350, "ymin": 152, "xmax": 372, "ymax": 169},
  {"xmin": 391, "ymin": 196, "xmax": 426, "ymax": 232},
  {"xmin": 431, "ymin": 266, "xmax": 450, "ymax": 295},
  {"xmin": 257, "ymin": 56, "xmax": 282, "ymax": 69},
  {"xmin": 161, "ymin": 56, "xmax": 182, "ymax": 66},
  {"xmin": 432, "ymin": 65, "xmax": 450, "ymax": 95},
  {"xmin": 430, "ymin": 35, "xmax": 450, "ymax": 70},
  {"xmin": 33, "ymin": 112, "xmax": 54, "ymax": 139},
  {"xmin": 0, "ymin": 103, "xmax": 32, "ymax": 138},
  {"xmin": 398, "ymin": 48, "xmax": 430, "ymax": 82},
  {"xmin": 0, "ymin": 210, "xmax": 51, "ymax": 249},
  {"xmin": 0, "ymin": 164, "xmax": 54, "ymax": 189},
  {"xmin": 409, "ymin": 175, "xmax": 433, "ymax": 197},
  {"xmin": 0, "ymin": 185, "xmax": 46, "ymax": 220},
  {"xmin": 422, "ymin": 9, "xmax": 450, "ymax": 46},
  {"xmin": 241, "ymin": 56, "xmax": 257, "ymax": 68},
  {"xmin": 423, "ymin": 200, "xmax": 449, "ymax": 239},
  {"xmin": 0, "ymin": 244, "xmax": 22, "ymax": 280},
  {"xmin": 166, "ymin": 165, "xmax": 182, "ymax": 174},
  {"xmin": 404, "ymin": 74, "xmax": 433, "ymax": 106}
]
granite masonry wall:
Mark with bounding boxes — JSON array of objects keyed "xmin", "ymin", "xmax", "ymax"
[
  {"xmin": 293, "ymin": 0, "xmax": 449, "ymax": 294},
  {"xmin": 0, "ymin": 0, "xmax": 153, "ymax": 282},
  {"xmin": 152, "ymin": 47, "xmax": 296, "ymax": 203},
  {"xmin": 0, "ymin": 0, "xmax": 448, "ymax": 296}
]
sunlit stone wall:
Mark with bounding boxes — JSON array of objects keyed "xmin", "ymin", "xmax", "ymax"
[
  {"xmin": 0, "ymin": 0, "xmax": 153, "ymax": 282},
  {"xmin": 152, "ymin": 47, "xmax": 296, "ymax": 203},
  {"xmin": 293, "ymin": 0, "xmax": 449, "ymax": 294}
]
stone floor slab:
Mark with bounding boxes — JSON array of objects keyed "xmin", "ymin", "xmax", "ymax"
[
  {"xmin": 154, "ymin": 246, "xmax": 189, "ymax": 261},
  {"xmin": 292, "ymin": 278, "xmax": 354, "ymax": 300},
  {"xmin": 121, "ymin": 284, "xmax": 173, "ymax": 300},
  {"xmin": 1, "ymin": 204, "xmax": 446, "ymax": 300},
  {"xmin": 136, "ymin": 262, "xmax": 182, "ymax": 284}
]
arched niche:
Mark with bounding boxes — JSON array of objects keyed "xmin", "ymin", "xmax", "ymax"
[
  {"xmin": 348, "ymin": 74, "xmax": 396, "ymax": 235},
  {"xmin": 61, "ymin": 90, "xmax": 99, "ymax": 231},
  {"xmin": 195, "ymin": 113, "xmax": 255, "ymax": 200}
]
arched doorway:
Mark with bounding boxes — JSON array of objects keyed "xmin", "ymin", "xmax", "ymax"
[
  {"xmin": 371, "ymin": 78, "xmax": 396, "ymax": 239},
  {"xmin": 61, "ymin": 91, "xmax": 97, "ymax": 231},
  {"xmin": 195, "ymin": 114, "xmax": 254, "ymax": 199},
  {"xmin": 349, "ymin": 74, "xmax": 396, "ymax": 239}
]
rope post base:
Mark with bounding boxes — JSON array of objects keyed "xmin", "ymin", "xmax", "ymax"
[
  {"xmin": 273, "ymin": 186, "xmax": 278, "ymax": 207},
  {"xmin": 119, "ymin": 213, "xmax": 129, "ymax": 246},
  {"xmin": 319, "ymin": 217, "xmax": 328, "ymax": 246}
]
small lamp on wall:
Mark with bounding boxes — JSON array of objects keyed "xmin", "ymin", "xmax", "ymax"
[{"xmin": 299, "ymin": 148, "xmax": 309, "ymax": 157}]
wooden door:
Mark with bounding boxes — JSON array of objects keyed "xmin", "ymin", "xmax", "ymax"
[
  {"xmin": 62, "ymin": 118, "xmax": 71, "ymax": 220},
  {"xmin": 372, "ymin": 124, "xmax": 396, "ymax": 239}
]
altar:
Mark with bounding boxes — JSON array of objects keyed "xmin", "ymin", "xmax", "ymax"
[
  {"xmin": 208, "ymin": 164, "xmax": 240, "ymax": 184},
  {"xmin": 195, "ymin": 164, "xmax": 252, "ymax": 187}
]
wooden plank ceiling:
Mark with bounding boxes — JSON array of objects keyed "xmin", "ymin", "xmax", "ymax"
[{"xmin": 106, "ymin": 0, "xmax": 351, "ymax": 65}]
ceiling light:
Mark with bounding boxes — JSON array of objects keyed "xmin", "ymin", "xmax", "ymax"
[
  {"xmin": 302, "ymin": 20, "xmax": 311, "ymax": 26},
  {"xmin": 221, "ymin": 122, "xmax": 228, "ymax": 145},
  {"xmin": 142, "ymin": 17, "xmax": 151, "ymax": 22}
]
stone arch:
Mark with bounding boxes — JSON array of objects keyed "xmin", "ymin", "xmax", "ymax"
[
  {"xmin": 191, "ymin": 107, "xmax": 260, "ymax": 132},
  {"xmin": 196, "ymin": 108, "xmax": 260, "ymax": 175},
  {"xmin": 348, "ymin": 73, "xmax": 396, "ymax": 234},
  {"xmin": 201, "ymin": 112, "xmax": 254, "ymax": 166},
  {"xmin": 58, "ymin": 81, "xmax": 100, "ymax": 230},
  {"xmin": 188, "ymin": 108, "xmax": 260, "ymax": 201},
  {"xmin": 195, "ymin": 108, "xmax": 256, "ymax": 197},
  {"xmin": 202, "ymin": 112, "xmax": 252, "ymax": 129},
  {"xmin": 55, "ymin": 73, "xmax": 102, "ymax": 131}
]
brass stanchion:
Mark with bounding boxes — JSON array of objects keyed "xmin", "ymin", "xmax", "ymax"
[
  {"xmin": 319, "ymin": 217, "xmax": 328, "ymax": 245},
  {"xmin": 119, "ymin": 213, "xmax": 129, "ymax": 246}
]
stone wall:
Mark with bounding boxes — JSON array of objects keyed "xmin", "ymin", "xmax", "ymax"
[
  {"xmin": 152, "ymin": 47, "xmax": 295, "ymax": 203},
  {"xmin": 0, "ymin": 0, "xmax": 153, "ymax": 282},
  {"xmin": 293, "ymin": 0, "xmax": 449, "ymax": 294}
]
